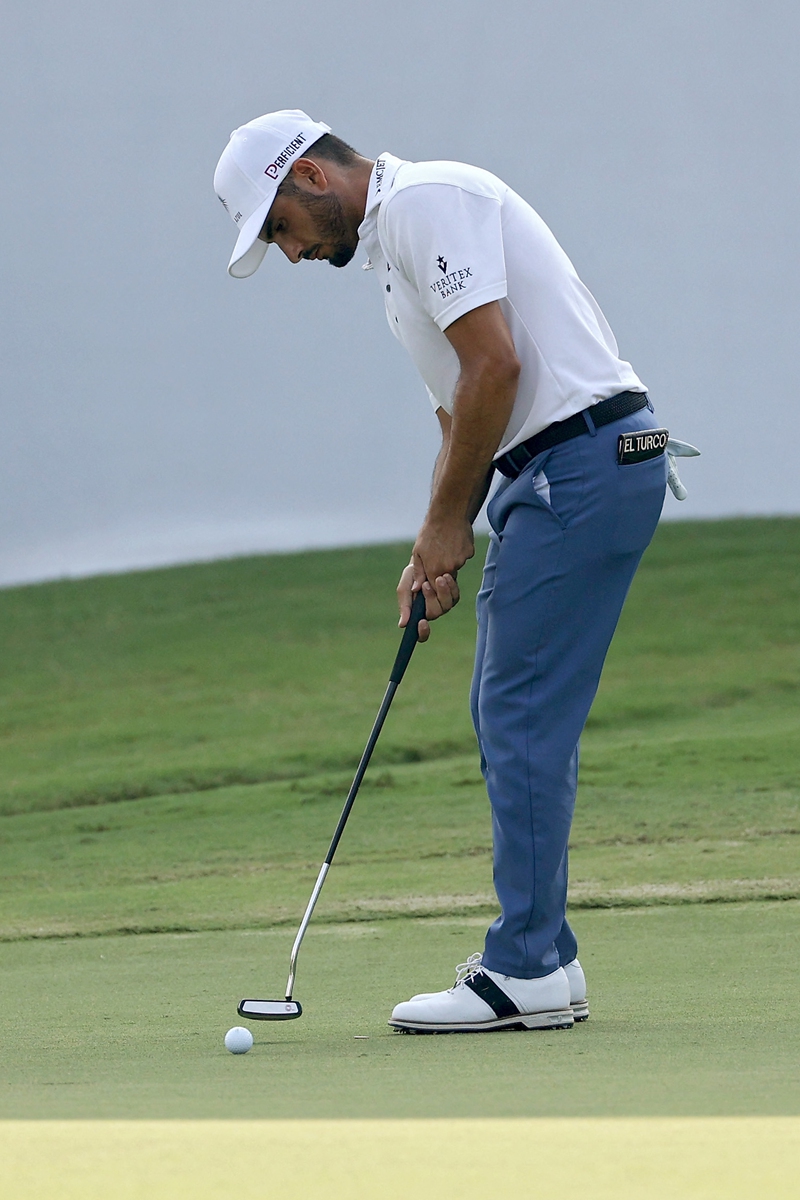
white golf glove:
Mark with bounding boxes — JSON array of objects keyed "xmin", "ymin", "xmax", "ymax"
[{"xmin": 666, "ymin": 438, "xmax": 700, "ymax": 501}]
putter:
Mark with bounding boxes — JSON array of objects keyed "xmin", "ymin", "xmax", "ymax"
[{"xmin": 238, "ymin": 588, "xmax": 428, "ymax": 1021}]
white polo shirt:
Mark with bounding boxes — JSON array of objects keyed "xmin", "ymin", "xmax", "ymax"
[{"xmin": 357, "ymin": 153, "xmax": 646, "ymax": 457}]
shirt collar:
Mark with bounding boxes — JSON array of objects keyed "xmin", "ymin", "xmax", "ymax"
[{"xmin": 358, "ymin": 152, "xmax": 406, "ymax": 242}]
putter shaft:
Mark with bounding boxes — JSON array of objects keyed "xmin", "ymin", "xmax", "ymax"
[
  {"xmin": 285, "ymin": 678, "xmax": 399, "ymax": 1000},
  {"xmin": 239, "ymin": 591, "xmax": 427, "ymax": 1019},
  {"xmin": 285, "ymin": 862, "xmax": 329, "ymax": 999}
]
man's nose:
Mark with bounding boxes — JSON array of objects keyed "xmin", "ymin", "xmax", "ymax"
[{"xmin": 276, "ymin": 235, "xmax": 304, "ymax": 264}]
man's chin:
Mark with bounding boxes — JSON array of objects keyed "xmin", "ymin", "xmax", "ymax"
[{"xmin": 327, "ymin": 243, "xmax": 357, "ymax": 268}]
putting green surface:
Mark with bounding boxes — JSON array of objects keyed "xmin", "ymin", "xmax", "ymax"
[{"xmin": 2, "ymin": 905, "xmax": 798, "ymax": 1119}]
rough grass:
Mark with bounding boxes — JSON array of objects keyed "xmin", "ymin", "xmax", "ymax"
[
  {"xmin": 2, "ymin": 517, "xmax": 799, "ymax": 818},
  {"xmin": 0, "ymin": 519, "xmax": 799, "ymax": 940}
]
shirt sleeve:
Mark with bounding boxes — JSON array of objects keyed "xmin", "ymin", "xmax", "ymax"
[
  {"xmin": 425, "ymin": 384, "xmax": 441, "ymax": 414},
  {"xmin": 380, "ymin": 183, "xmax": 508, "ymax": 331}
]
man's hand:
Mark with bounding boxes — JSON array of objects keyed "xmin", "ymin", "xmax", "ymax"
[
  {"xmin": 397, "ymin": 563, "xmax": 429, "ymax": 640},
  {"xmin": 397, "ymin": 563, "xmax": 460, "ymax": 643},
  {"xmin": 397, "ymin": 516, "xmax": 471, "ymax": 640},
  {"xmin": 412, "ymin": 514, "xmax": 472, "ymax": 623}
]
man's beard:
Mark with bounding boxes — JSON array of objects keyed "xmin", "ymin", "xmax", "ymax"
[{"xmin": 300, "ymin": 191, "xmax": 357, "ymax": 268}]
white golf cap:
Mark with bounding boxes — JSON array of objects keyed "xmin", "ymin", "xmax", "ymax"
[{"xmin": 214, "ymin": 109, "xmax": 332, "ymax": 278}]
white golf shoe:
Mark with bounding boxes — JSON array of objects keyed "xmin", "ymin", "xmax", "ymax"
[
  {"xmin": 406, "ymin": 952, "xmax": 590, "ymax": 1023},
  {"xmin": 389, "ymin": 953, "xmax": 574, "ymax": 1033},
  {"xmin": 563, "ymin": 958, "xmax": 589, "ymax": 1021}
]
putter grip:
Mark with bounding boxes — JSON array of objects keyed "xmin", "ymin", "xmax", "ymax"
[{"xmin": 389, "ymin": 590, "xmax": 427, "ymax": 684}]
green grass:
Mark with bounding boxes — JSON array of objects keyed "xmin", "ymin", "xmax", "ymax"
[
  {"xmin": 1, "ymin": 906, "xmax": 798, "ymax": 1118},
  {"xmin": 0, "ymin": 542, "xmax": 479, "ymax": 815},
  {"xmin": 1, "ymin": 750, "xmax": 799, "ymax": 942},
  {"xmin": 0, "ymin": 518, "xmax": 799, "ymax": 1116},
  {"xmin": 3, "ymin": 517, "xmax": 800, "ymax": 819},
  {"xmin": 0, "ymin": 519, "xmax": 799, "ymax": 940}
]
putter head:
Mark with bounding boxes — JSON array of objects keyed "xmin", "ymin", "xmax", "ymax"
[{"xmin": 238, "ymin": 998, "xmax": 303, "ymax": 1021}]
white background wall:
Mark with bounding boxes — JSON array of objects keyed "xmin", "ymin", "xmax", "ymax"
[{"xmin": 2, "ymin": 1, "xmax": 798, "ymax": 584}]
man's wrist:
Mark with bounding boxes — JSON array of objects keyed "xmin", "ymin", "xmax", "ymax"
[{"xmin": 423, "ymin": 500, "xmax": 472, "ymax": 529}]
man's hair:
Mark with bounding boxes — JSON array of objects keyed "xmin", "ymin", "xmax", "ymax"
[
  {"xmin": 306, "ymin": 132, "xmax": 361, "ymax": 166},
  {"xmin": 276, "ymin": 133, "xmax": 361, "ymax": 197}
]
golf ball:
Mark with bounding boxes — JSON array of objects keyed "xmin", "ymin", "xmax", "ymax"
[{"xmin": 224, "ymin": 1026, "xmax": 254, "ymax": 1054}]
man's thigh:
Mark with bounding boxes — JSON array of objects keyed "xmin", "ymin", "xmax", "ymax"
[{"xmin": 479, "ymin": 423, "xmax": 665, "ymax": 742}]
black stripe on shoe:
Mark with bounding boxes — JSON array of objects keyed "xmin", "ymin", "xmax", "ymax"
[{"xmin": 464, "ymin": 971, "xmax": 521, "ymax": 1020}]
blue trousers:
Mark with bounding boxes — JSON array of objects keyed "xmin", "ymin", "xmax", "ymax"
[{"xmin": 471, "ymin": 408, "xmax": 667, "ymax": 979}]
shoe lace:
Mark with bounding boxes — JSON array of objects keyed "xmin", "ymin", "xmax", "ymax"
[{"xmin": 451, "ymin": 952, "xmax": 483, "ymax": 990}]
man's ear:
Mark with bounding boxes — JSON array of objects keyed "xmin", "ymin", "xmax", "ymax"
[{"xmin": 290, "ymin": 157, "xmax": 329, "ymax": 192}]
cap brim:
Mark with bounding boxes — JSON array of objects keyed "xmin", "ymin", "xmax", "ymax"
[{"xmin": 227, "ymin": 193, "xmax": 274, "ymax": 278}]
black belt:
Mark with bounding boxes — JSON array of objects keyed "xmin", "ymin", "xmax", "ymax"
[{"xmin": 494, "ymin": 390, "xmax": 651, "ymax": 480}]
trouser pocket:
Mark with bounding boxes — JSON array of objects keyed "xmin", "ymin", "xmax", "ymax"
[{"xmin": 610, "ymin": 452, "xmax": 668, "ymax": 554}]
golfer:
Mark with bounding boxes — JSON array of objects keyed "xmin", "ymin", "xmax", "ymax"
[{"xmin": 214, "ymin": 110, "xmax": 667, "ymax": 1032}]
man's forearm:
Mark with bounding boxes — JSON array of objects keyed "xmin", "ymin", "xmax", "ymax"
[
  {"xmin": 428, "ymin": 361, "xmax": 518, "ymax": 526},
  {"xmin": 410, "ymin": 302, "xmax": 520, "ymax": 591},
  {"xmin": 431, "ymin": 440, "xmax": 494, "ymax": 525}
]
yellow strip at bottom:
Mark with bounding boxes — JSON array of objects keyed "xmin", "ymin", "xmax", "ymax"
[{"xmin": 1, "ymin": 1118, "xmax": 798, "ymax": 1200}]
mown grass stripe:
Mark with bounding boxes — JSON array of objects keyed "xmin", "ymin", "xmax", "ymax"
[
  {"xmin": 1, "ymin": 1118, "xmax": 798, "ymax": 1200},
  {"xmin": 2, "ymin": 879, "xmax": 799, "ymax": 942}
]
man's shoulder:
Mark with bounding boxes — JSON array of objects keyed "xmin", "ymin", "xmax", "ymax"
[{"xmin": 388, "ymin": 159, "xmax": 507, "ymax": 205}]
